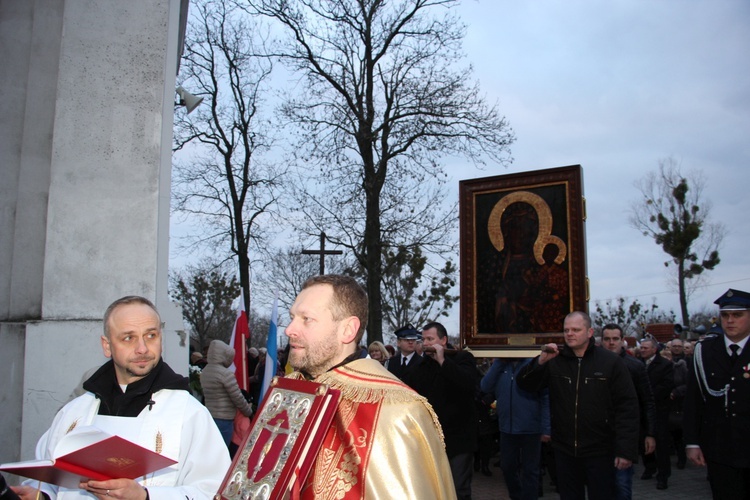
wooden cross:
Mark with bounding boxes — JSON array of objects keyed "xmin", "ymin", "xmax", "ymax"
[{"xmin": 301, "ymin": 232, "xmax": 343, "ymax": 275}]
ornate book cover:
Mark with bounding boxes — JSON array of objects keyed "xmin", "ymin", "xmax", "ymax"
[
  {"xmin": 215, "ymin": 376, "xmax": 341, "ymax": 500},
  {"xmin": 0, "ymin": 426, "xmax": 177, "ymax": 489}
]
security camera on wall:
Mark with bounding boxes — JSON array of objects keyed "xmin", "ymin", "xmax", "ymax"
[{"xmin": 175, "ymin": 86, "xmax": 203, "ymax": 114}]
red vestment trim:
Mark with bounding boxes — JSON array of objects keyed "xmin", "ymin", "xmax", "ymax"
[{"xmin": 301, "ymin": 390, "xmax": 382, "ymax": 499}]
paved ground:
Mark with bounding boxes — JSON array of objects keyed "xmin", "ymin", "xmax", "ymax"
[{"xmin": 472, "ymin": 454, "xmax": 713, "ymax": 499}]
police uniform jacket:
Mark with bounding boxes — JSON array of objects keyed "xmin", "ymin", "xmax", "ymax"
[
  {"xmin": 518, "ymin": 338, "xmax": 640, "ymax": 461},
  {"xmin": 387, "ymin": 352, "xmax": 423, "ymax": 389},
  {"xmin": 683, "ymin": 334, "xmax": 750, "ymax": 468}
]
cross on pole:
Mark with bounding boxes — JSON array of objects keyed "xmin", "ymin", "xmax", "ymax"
[{"xmin": 301, "ymin": 232, "xmax": 343, "ymax": 275}]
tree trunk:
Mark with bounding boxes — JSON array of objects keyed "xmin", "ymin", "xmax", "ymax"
[
  {"xmin": 364, "ymin": 193, "xmax": 383, "ymax": 345},
  {"xmin": 239, "ymin": 252, "xmax": 251, "ymax": 311},
  {"xmin": 236, "ymin": 208, "xmax": 252, "ymax": 343},
  {"xmin": 677, "ymin": 259, "xmax": 689, "ymax": 326}
]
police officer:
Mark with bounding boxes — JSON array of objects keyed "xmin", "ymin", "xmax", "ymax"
[
  {"xmin": 683, "ymin": 288, "xmax": 750, "ymax": 499},
  {"xmin": 386, "ymin": 325, "xmax": 423, "ymax": 387}
]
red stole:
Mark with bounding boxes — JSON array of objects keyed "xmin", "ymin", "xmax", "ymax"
[{"xmin": 301, "ymin": 398, "xmax": 381, "ymax": 500}]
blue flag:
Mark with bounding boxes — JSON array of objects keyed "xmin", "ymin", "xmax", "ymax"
[{"xmin": 260, "ymin": 294, "xmax": 278, "ymax": 401}]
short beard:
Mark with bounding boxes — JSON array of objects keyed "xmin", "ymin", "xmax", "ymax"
[{"xmin": 291, "ymin": 332, "xmax": 340, "ymax": 378}]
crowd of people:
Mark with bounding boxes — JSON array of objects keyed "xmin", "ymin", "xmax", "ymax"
[{"xmin": 3, "ymin": 281, "xmax": 748, "ymax": 500}]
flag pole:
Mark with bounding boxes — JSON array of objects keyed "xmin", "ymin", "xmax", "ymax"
[{"xmin": 260, "ymin": 292, "xmax": 279, "ymax": 401}]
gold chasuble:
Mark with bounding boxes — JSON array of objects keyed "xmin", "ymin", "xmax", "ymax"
[{"xmin": 288, "ymin": 358, "xmax": 456, "ymax": 499}]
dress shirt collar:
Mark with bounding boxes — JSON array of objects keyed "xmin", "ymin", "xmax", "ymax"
[{"xmin": 724, "ymin": 335, "xmax": 749, "ymax": 356}]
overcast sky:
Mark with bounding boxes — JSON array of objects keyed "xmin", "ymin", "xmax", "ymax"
[
  {"xmin": 172, "ymin": 0, "xmax": 749, "ymax": 337},
  {"xmin": 436, "ymin": 0, "xmax": 750, "ymax": 330}
]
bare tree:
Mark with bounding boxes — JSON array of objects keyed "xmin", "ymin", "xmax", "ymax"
[
  {"xmin": 240, "ymin": 0, "xmax": 514, "ymax": 343},
  {"xmin": 630, "ymin": 157, "xmax": 725, "ymax": 325},
  {"xmin": 173, "ymin": 0, "xmax": 284, "ymax": 315},
  {"xmin": 247, "ymin": 309, "xmax": 272, "ymax": 349},
  {"xmin": 255, "ymin": 243, "xmax": 457, "ymax": 338},
  {"xmin": 382, "ymin": 247, "xmax": 458, "ymax": 332},
  {"xmin": 254, "ymin": 245, "xmax": 352, "ymax": 318},
  {"xmin": 348, "ymin": 245, "xmax": 458, "ymax": 333}
]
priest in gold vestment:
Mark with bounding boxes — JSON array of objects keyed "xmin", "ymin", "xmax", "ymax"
[{"xmin": 286, "ymin": 275, "xmax": 457, "ymax": 499}]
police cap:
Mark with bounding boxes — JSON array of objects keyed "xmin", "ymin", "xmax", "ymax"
[
  {"xmin": 394, "ymin": 325, "xmax": 421, "ymax": 341},
  {"xmin": 714, "ymin": 288, "xmax": 750, "ymax": 311}
]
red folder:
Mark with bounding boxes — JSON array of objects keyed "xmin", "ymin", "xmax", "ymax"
[
  {"xmin": 216, "ymin": 376, "xmax": 340, "ymax": 500},
  {"xmin": 0, "ymin": 427, "xmax": 177, "ymax": 489}
]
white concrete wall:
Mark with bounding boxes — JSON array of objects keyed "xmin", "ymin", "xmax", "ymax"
[
  {"xmin": 42, "ymin": 0, "xmax": 169, "ymax": 318},
  {"xmin": 0, "ymin": 0, "xmax": 189, "ymax": 464},
  {"xmin": 0, "ymin": 324, "xmax": 26, "ymax": 463},
  {"xmin": 0, "ymin": 1, "xmax": 64, "ymax": 321},
  {"xmin": 21, "ymin": 321, "xmax": 106, "ymax": 449}
]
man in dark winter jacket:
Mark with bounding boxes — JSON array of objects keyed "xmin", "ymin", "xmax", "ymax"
[
  {"xmin": 518, "ymin": 311, "xmax": 639, "ymax": 500},
  {"xmin": 638, "ymin": 337, "xmax": 674, "ymax": 490},
  {"xmin": 601, "ymin": 324, "xmax": 656, "ymax": 500},
  {"xmin": 412, "ymin": 322, "xmax": 478, "ymax": 500}
]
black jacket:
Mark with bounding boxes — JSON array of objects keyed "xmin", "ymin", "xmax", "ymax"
[
  {"xmin": 82, "ymin": 359, "xmax": 189, "ymax": 417},
  {"xmin": 683, "ymin": 334, "xmax": 750, "ymax": 468},
  {"xmin": 670, "ymin": 358, "xmax": 688, "ymax": 416},
  {"xmin": 410, "ymin": 349, "xmax": 479, "ymax": 457},
  {"xmin": 518, "ymin": 339, "xmax": 639, "ymax": 461},
  {"xmin": 620, "ymin": 349, "xmax": 657, "ymax": 439},
  {"xmin": 387, "ymin": 352, "xmax": 423, "ymax": 389},
  {"xmin": 644, "ymin": 352, "xmax": 675, "ymax": 414}
]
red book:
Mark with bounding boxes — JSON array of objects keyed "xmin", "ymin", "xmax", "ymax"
[
  {"xmin": 216, "ymin": 376, "xmax": 340, "ymax": 500},
  {"xmin": 0, "ymin": 426, "xmax": 177, "ymax": 489}
]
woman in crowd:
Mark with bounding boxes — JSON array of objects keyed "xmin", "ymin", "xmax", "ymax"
[
  {"xmin": 200, "ymin": 339, "xmax": 254, "ymax": 452},
  {"xmin": 368, "ymin": 341, "xmax": 390, "ymax": 365}
]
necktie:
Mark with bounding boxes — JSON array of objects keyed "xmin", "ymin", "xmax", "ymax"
[
  {"xmin": 402, "ymin": 356, "xmax": 407, "ymax": 366},
  {"xmin": 730, "ymin": 344, "xmax": 740, "ymax": 364}
]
